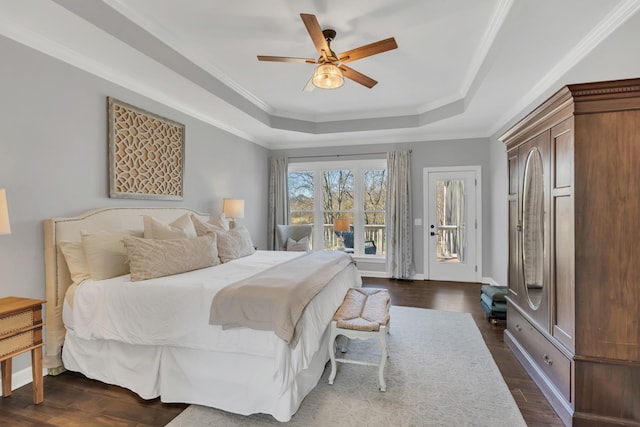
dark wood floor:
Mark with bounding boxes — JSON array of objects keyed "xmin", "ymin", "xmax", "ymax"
[{"xmin": 0, "ymin": 278, "xmax": 564, "ymax": 426}]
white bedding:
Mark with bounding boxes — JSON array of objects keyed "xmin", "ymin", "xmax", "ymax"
[
  {"xmin": 62, "ymin": 249, "xmax": 361, "ymax": 420},
  {"xmin": 66, "ymin": 251, "xmax": 304, "ymax": 355}
]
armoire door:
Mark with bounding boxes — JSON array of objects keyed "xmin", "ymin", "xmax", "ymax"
[
  {"xmin": 507, "ymin": 150, "xmax": 520, "ymax": 300},
  {"xmin": 550, "ymin": 118, "xmax": 574, "ymax": 351},
  {"xmin": 517, "ymin": 131, "xmax": 551, "ymax": 330}
]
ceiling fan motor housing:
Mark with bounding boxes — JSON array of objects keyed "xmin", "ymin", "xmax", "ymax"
[{"xmin": 257, "ymin": 13, "xmax": 398, "ymax": 89}]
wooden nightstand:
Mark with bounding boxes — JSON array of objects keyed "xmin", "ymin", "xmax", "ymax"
[{"xmin": 0, "ymin": 297, "xmax": 46, "ymax": 404}]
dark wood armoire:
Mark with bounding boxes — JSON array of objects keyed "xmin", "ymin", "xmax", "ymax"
[{"xmin": 500, "ymin": 78, "xmax": 640, "ymax": 427}]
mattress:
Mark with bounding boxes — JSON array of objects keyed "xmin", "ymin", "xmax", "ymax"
[{"xmin": 61, "ymin": 249, "xmax": 361, "ymax": 421}]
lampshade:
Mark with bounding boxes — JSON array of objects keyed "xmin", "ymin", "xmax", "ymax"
[
  {"xmin": 312, "ymin": 63, "xmax": 344, "ymax": 89},
  {"xmin": 333, "ymin": 217, "xmax": 349, "ymax": 232},
  {"xmin": 0, "ymin": 188, "xmax": 11, "ymax": 235},
  {"xmin": 222, "ymin": 198, "xmax": 244, "ymax": 219}
]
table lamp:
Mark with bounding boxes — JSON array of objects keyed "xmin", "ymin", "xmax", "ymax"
[
  {"xmin": 0, "ymin": 188, "xmax": 11, "ymax": 235},
  {"xmin": 222, "ymin": 198, "xmax": 244, "ymax": 229},
  {"xmin": 333, "ymin": 217, "xmax": 349, "ymax": 251}
]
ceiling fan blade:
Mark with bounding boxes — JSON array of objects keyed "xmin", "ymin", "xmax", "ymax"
[
  {"xmin": 257, "ymin": 55, "xmax": 317, "ymax": 64},
  {"xmin": 338, "ymin": 37, "xmax": 398, "ymax": 64},
  {"xmin": 303, "ymin": 76, "xmax": 315, "ymax": 92},
  {"xmin": 339, "ymin": 65, "xmax": 378, "ymax": 88},
  {"xmin": 300, "ymin": 13, "xmax": 331, "ymax": 57}
]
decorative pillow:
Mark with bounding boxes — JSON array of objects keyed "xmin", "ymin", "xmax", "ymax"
[
  {"xmin": 81, "ymin": 230, "xmax": 140, "ymax": 280},
  {"xmin": 191, "ymin": 214, "xmax": 227, "ymax": 236},
  {"xmin": 123, "ymin": 234, "xmax": 220, "ymax": 281},
  {"xmin": 216, "ymin": 226, "xmax": 255, "ymax": 263},
  {"xmin": 59, "ymin": 240, "xmax": 91, "ymax": 284},
  {"xmin": 143, "ymin": 214, "xmax": 197, "ymax": 239},
  {"xmin": 208, "ymin": 213, "xmax": 229, "ymax": 231},
  {"xmin": 287, "ymin": 236, "xmax": 309, "ymax": 252}
]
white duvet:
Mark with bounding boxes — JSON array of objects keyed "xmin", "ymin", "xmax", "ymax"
[{"xmin": 65, "ymin": 250, "xmax": 359, "ymax": 385}]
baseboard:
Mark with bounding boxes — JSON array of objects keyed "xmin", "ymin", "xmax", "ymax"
[
  {"xmin": 359, "ymin": 270, "xmax": 389, "ymax": 278},
  {"xmin": 0, "ymin": 365, "xmax": 48, "ymax": 393},
  {"xmin": 481, "ymin": 276, "xmax": 505, "ymax": 287},
  {"xmin": 360, "ymin": 271, "xmax": 425, "ymax": 280},
  {"xmin": 360, "ymin": 274, "xmax": 501, "ymax": 284}
]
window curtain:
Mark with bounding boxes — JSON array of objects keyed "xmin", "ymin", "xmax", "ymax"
[
  {"xmin": 386, "ymin": 150, "xmax": 415, "ymax": 279},
  {"xmin": 267, "ymin": 156, "xmax": 289, "ymax": 250}
]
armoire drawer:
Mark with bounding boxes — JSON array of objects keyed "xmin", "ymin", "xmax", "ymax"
[{"xmin": 508, "ymin": 309, "xmax": 572, "ymax": 402}]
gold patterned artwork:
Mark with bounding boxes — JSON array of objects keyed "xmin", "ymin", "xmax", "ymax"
[{"xmin": 108, "ymin": 97, "xmax": 185, "ymax": 200}]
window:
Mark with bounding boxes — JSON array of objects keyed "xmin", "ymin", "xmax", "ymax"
[{"xmin": 288, "ymin": 159, "xmax": 387, "ymax": 257}]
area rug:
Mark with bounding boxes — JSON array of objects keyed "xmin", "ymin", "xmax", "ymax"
[{"xmin": 165, "ymin": 306, "xmax": 526, "ymax": 426}]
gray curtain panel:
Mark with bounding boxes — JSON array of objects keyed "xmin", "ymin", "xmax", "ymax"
[
  {"xmin": 386, "ymin": 150, "xmax": 415, "ymax": 279},
  {"xmin": 268, "ymin": 156, "xmax": 289, "ymax": 250}
]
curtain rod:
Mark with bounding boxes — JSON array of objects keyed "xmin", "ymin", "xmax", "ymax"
[{"xmin": 287, "ymin": 149, "xmax": 411, "ymax": 160}]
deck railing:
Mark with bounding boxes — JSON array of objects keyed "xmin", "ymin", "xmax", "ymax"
[{"xmin": 321, "ymin": 224, "xmax": 386, "ymax": 255}]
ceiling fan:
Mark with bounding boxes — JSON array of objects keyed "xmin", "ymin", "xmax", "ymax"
[{"xmin": 257, "ymin": 13, "xmax": 398, "ymax": 91}]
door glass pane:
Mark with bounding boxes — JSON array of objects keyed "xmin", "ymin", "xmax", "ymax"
[
  {"xmin": 436, "ymin": 179, "xmax": 466, "ymax": 264},
  {"xmin": 363, "ymin": 169, "xmax": 387, "ymax": 255},
  {"xmin": 323, "ymin": 170, "xmax": 354, "ymax": 250}
]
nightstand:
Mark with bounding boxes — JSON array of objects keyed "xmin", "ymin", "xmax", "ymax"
[{"xmin": 0, "ymin": 297, "xmax": 46, "ymax": 404}]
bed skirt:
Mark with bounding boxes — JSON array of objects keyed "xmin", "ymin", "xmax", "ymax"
[{"xmin": 62, "ymin": 325, "xmax": 331, "ymax": 422}]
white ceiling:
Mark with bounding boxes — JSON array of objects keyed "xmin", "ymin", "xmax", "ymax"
[{"xmin": 2, "ymin": 0, "xmax": 640, "ymax": 149}]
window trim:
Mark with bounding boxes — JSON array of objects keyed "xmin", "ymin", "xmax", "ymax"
[{"xmin": 288, "ymin": 159, "xmax": 386, "ymax": 257}]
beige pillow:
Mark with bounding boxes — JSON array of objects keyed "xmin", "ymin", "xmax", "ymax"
[
  {"xmin": 123, "ymin": 234, "xmax": 220, "ymax": 281},
  {"xmin": 81, "ymin": 230, "xmax": 138, "ymax": 280},
  {"xmin": 208, "ymin": 213, "xmax": 229, "ymax": 231},
  {"xmin": 287, "ymin": 236, "xmax": 309, "ymax": 252},
  {"xmin": 59, "ymin": 240, "xmax": 91, "ymax": 284},
  {"xmin": 191, "ymin": 214, "xmax": 226, "ymax": 236},
  {"xmin": 143, "ymin": 214, "xmax": 197, "ymax": 239},
  {"xmin": 216, "ymin": 226, "xmax": 255, "ymax": 263}
]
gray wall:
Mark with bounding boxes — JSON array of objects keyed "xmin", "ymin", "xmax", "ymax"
[
  {"xmin": 275, "ymin": 137, "xmax": 491, "ymax": 277},
  {"xmin": 0, "ymin": 35, "xmax": 269, "ymax": 372},
  {"xmin": 3, "ymin": 4, "xmax": 639, "ymax": 380}
]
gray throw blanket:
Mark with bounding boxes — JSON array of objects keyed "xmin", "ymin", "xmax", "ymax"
[{"xmin": 209, "ymin": 250, "xmax": 353, "ymax": 346}]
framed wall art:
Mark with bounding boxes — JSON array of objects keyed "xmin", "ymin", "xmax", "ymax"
[{"xmin": 108, "ymin": 97, "xmax": 185, "ymax": 200}]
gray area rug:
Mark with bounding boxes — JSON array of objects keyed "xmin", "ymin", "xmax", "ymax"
[{"xmin": 166, "ymin": 306, "xmax": 526, "ymax": 426}]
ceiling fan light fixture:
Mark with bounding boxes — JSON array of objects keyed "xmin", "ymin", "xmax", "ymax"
[{"xmin": 312, "ymin": 63, "xmax": 344, "ymax": 89}]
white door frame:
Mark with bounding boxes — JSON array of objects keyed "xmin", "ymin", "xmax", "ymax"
[{"xmin": 423, "ymin": 166, "xmax": 482, "ymax": 282}]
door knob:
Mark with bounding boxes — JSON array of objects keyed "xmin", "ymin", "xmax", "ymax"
[{"xmin": 430, "ymin": 232, "xmax": 435, "ymax": 236}]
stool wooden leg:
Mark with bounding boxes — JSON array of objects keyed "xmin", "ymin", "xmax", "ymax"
[
  {"xmin": 378, "ymin": 325, "xmax": 388, "ymax": 391},
  {"xmin": 328, "ymin": 321, "xmax": 338, "ymax": 385}
]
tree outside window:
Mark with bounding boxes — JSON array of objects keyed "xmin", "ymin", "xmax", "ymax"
[
  {"xmin": 288, "ymin": 171, "xmax": 314, "ymax": 224},
  {"xmin": 287, "ymin": 159, "xmax": 386, "ymax": 256}
]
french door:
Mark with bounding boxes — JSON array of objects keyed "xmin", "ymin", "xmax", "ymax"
[{"xmin": 424, "ymin": 167, "xmax": 481, "ymax": 282}]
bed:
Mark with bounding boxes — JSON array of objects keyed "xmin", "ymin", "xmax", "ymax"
[{"xmin": 43, "ymin": 207, "xmax": 361, "ymax": 422}]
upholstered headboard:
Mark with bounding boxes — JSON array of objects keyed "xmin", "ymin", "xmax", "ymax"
[{"xmin": 42, "ymin": 206, "xmax": 209, "ymax": 373}]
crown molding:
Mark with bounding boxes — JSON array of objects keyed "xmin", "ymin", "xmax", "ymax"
[
  {"xmin": 102, "ymin": 0, "xmax": 274, "ymax": 115},
  {"xmin": 489, "ymin": 0, "xmax": 640, "ymax": 137}
]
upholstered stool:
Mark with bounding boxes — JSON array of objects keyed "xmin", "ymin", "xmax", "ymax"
[{"xmin": 328, "ymin": 288, "xmax": 390, "ymax": 391}]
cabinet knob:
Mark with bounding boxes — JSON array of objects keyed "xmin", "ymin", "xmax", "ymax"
[
  {"xmin": 543, "ymin": 354, "xmax": 553, "ymax": 365},
  {"xmin": 515, "ymin": 324, "xmax": 522, "ymax": 332}
]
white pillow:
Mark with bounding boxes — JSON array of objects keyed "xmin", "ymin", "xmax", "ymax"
[
  {"xmin": 123, "ymin": 234, "xmax": 220, "ymax": 281},
  {"xmin": 216, "ymin": 226, "xmax": 255, "ymax": 263},
  {"xmin": 59, "ymin": 240, "xmax": 91, "ymax": 284},
  {"xmin": 208, "ymin": 213, "xmax": 229, "ymax": 231},
  {"xmin": 81, "ymin": 230, "xmax": 139, "ymax": 280},
  {"xmin": 287, "ymin": 236, "xmax": 309, "ymax": 252},
  {"xmin": 143, "ymin": 213, "xmax": 197, "ymax": 239},
  {"xmin": 191, "ymin": 214, "xmax": 226, "ymax": 236}
]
